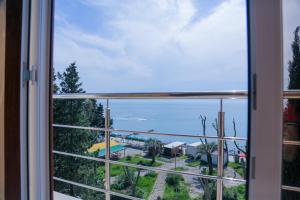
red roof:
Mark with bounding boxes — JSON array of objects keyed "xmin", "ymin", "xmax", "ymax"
[{"xmin": 239, "ymin": 153, "xmax": 246, "ymax": 158}]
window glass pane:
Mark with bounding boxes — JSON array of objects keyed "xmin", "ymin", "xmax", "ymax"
[
  {"xmin": 52, "ymin": 0, "xmax": 248, "ymax": 199},
  {"xmin": 53, "ymin": 0, "xmax": 247, "ymax": 92},
  {"xmin": 282, "ymin": 0, "xmax": 300, "ymax": 198}
]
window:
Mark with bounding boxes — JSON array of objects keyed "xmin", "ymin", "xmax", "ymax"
[
  {"xmin": 21, "ymin": 0, "xmax": 287, "ymax": 200},
  {"xmin": 52, "ymin": 1, "xmax": 249, "ymax": 200}
]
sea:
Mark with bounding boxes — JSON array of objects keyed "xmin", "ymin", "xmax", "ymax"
[{"xmin": 106, "ymin": 99, "xmax": 248, "ymax": 150}]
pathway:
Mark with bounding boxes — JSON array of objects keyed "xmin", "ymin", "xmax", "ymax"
[{"xmin": 148, "ymin": 172, "xmax": 167, "ymax": 200}]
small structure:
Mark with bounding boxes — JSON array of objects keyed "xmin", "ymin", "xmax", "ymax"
[
  {"xmin": 201, "ymin": 150, "xmax": 228, "ymax": 166},
  {"xmin": 163, "ymin": 141, "xmax": 185, "ymax": 157},
  {"xmin": 87, "ymin": 140, "xmax": 125, "ymax": 157},
  {"xmin": 186, "ymin": 141, "xmax": 202, "ymax": 158}
]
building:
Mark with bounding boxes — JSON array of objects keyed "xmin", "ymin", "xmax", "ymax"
[
  {"xmin": 186, "ymin": 141, "xmax": 203, "ymax": 158},
  {"xmin": 162, "ymin": 141, "xmax": 185, "ymax": 157}
]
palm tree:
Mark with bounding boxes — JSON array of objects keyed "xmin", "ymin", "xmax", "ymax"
[
  {"xmin": 213, "ymin": 118, "xmax": 229, "ymax": 166},
  {"xmin": 198, "ymin": 115, "xmax": 218, "ymax": 175},
  {"xmin": 197, "ymin": 142, "xmax": 218, "ymax": 175},
  {"xmin": 122, "ymin": 165, "xmax": 142, "ymax": 197},
  {"xmin": 144, "ymin": 138, "xmax": 163, "ymax": 164}
]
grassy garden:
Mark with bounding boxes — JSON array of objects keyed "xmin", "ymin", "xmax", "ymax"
[
  {"xmin": 110, "ymin": 155, "xmax": 162, "ymax": 177},
  {"xmin": 162, "ymin": 174, "xmax": 201, "ymax": 200},
  {"xmin": 120, "ymin": 155, "xmax": 162, "ymax": 167},
  {"xmin": 111, "ymin": 169, "xmax": 158, "ymax": 199},
  {"xmin": 228, "ymin": 162, "xmax": 245, "ymax": 177}
]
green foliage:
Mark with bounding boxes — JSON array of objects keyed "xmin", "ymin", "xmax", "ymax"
[
  {"xmin": 126, "ymin": 155, "xmax": 132, "ymax": 161},
  {"xmin": 165, "ymin": 174, "xmax": 184, "ymax": 186},
  {"xmin": 172, "ymin": 167, "xmax": 187, "ymax": 171},
  {"xmin": 163, "ymin": 174, "xmax": 192, "ymax": 200},
  {"xmin": 144, "ymin": 138, "xmax": 163, "ymax": 164},
  {"xmin": 283, "ymin": 26, "xmax": 300, "ymax": 200},
  {"xmin": 137, "ymin": 172, "xmax": 158, "ymax": 198},
  {"xmin": 228, "ymin": 162, "xmax": 245, "ymax": 177},
  {"xmin": 110, "ymin": 164, "xmax": 124, "ymax": 177},
  {"xmin": 223, "ymin": 184, "xmax": 246, "ymax": 200},
  {"xmin": 287, "ymin": 25, "xmax": 300, "ymax": 131},
  {"xmin": 120, "ymin": 155, "xmax": 162, "ymax": 167},
  {"xmin": 111, "ymin": 155, "xmax": 162, "ymax": 177},
  {"xmin": 186, "ymin": 160, "xmax": 200, "ymax": 167},
  {"xmin": 53, "ymin": 62, "xmax": 106, "ymax": 199},
  {"xmin": 288, "ymin": 26, "xmax": 300, "ymax": 91},
  {"xmin": 111, "ymin": 166, "xmax": 144, "ymax": 198}
]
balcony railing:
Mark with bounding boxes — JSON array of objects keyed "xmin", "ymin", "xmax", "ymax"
[{"xmin": 52, "ymin": 90, "xmax": 300, "ymax": 200}]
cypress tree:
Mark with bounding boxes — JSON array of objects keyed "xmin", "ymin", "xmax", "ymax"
[
  {"xmin": 288, "ymin": 26, "xmax": 300, "ymax": 91},
  {"xmin": 53, "ymin": 62, "xmax": 105, "ymax": 199},
  {"xmin": 283, "ymin": 26, "xmax": 300, "ymax": 200}
]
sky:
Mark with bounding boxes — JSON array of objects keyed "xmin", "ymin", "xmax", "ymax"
[{"xmin": 53, "ymin": 0, "xmax": 248, "ymax": 92}]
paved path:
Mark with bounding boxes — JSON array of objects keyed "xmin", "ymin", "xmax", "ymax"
[
  {"xmin": 110, "ymin": 155, "xmax": 244, "ymax": 199},
  {"xmin": 148, "ymin": 172, "xmax": 167, "ymax": 200}
]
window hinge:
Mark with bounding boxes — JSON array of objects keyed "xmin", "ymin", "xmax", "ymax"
[
  {"xmin": 23, "ymin": 65, "xmax": 37, "ymax": 83},
  {"xmin": 252, "ymin": 73, "xmax": 257, "ymax": 110},
  {"xmin": 251, "ymin": 156, "xmax": 256, "ymax": 179}
]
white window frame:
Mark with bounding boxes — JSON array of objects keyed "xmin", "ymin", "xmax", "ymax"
[
  {"xmin": 248, "ymin": 0, "xmax": 283, "ymax": 199},
  {"xmin": 23, "ymin": 0, "xmax": 285, "ymax": 199},
  {"xmin": 26, "ymin": 0, "xmax": 52, "ymax": 199}
]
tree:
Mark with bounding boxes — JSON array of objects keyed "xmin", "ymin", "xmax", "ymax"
[
  {"xmin": 198, "ymin": 115, "xmax": 217, "ymax": 175},
  {"xmin": 283, "ymin": 26, "xmax": 300, "ymax": 200},
  {"xmin": 232, "ymin": 118, "xmax": 247, "ymax": 178},
  {"xmin": 288, "ymin": 26, "xmax": 300, "ymax": 92},
  {"xmin": 144, "ymin": 138, "xmax": 163, "ymax": 164},
  {"xmin": 212, "ymin": 118, "xmax": 229, "ymax": 167},
  {"xmin": 196, "ymin": 115, "xmax": 218, "ymax": 200},
  {"xmin": 53, "ymin": 62, "xmax": 105, "ymax": 199}
]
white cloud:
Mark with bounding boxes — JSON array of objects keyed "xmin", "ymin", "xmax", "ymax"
[{"xmin": 54, "ymin": 0, "xmax": 248, "ymax": 92}]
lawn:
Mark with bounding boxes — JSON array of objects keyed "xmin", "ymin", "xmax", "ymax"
[
  {"xmin": 163, "ymin": 182, "xmax": 191, "ymax": 200},
  {"xmin": 110, "ymin": 155, "xmax": 162, "ymax": 177},
  {"xmin": 186, "ymin": 160, "xmax": 200, "ymax": 167},
  {"xmin": 162, "ymin": 174, "xmax": 202, "ymax": 200},
  {"xmin": 110, "ymin": 172, "xmax": 158, "ymax": 199},
  {"xmin": 172, "ymin": 166, "xmax": 188, "ymax": 171},
  {"xmin": 228, "ymin": 162, "xmax": 245, "ymax": 177},
  {"xmin": 137, "ymin": 172, "xmax": 158, "ymax": 199},
  {"xmin": 120, "ymin": 155, "xmax": 162, "ymax": 167},
  {"xmin": 186, "ymin": 159, "xmax": 209, "ymax": 168}
]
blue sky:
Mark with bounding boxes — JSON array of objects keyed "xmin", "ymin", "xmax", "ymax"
[{"xmin": 53, "ymin": 0, "xmax": 249, "ymax": 92}]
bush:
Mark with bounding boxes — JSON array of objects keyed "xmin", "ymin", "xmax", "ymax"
[
  {"xmin": 224, "ymin": 184, "xmax": 246, "ymax": 200},
  {"xmin": 165, "ymin": 174, "xmax": 183, "ymax": 186},
  {"xmin": 145, "ymin": 172, "xmax": 157, "ymax": 178},
  {"xmin": 126, "ymin": 155, "xmax": 132, "ymax": 161}
]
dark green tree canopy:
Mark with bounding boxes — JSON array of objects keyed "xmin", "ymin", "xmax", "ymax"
[
  {"xmin": 53, "ymin": 62, "xmax": 105, "ymax": 199},
  {"xmin": 288, "ymin": 26, "xmax": 300, "ymax": 90},
  {"xmin": 58, "ymin": 62, "xmax": 85, "ymax": 94}
]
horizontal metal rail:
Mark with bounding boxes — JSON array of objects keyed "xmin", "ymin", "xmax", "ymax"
[
  {"xmin": 53, "ymin": 124, "xmax": 248, "ymax": 141},
  {"xmin": 53, "ymin": 91, "xmax": 248, "ymax": 99},
  {"xmin": 52, "ymin": 90, "xmax": 300, "ymax": 199},
  {"xmin": 53, "ymin": 177, "xmax": 142, "ymax": 200},
  {"xmin": 282, "ymin": 185, "xmax": 300, "ymax": 193},
  {"xmin": 283, "ymin": 140, "xmax": 300, "ymax": 146},
  {"xmin": 52, "ymin": 90, "xmax": 300, "ymax": 99},
  {"xmin": 53, "ymin": 150, "xmax": 246, "ymax": 183}
]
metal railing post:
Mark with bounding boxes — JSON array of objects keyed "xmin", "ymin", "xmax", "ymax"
[
  {"xmin": 105, "ymin": 99, "xmax": 111, "ymax": 200},
  {"xmin": 217, "ymin": 99, "xmax": 225, "ymax": 200}
]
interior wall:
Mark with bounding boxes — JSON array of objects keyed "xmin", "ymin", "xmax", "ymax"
[{"xmin": 0, "ymin": 0, "xmax": 6, "ymax": 199}]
